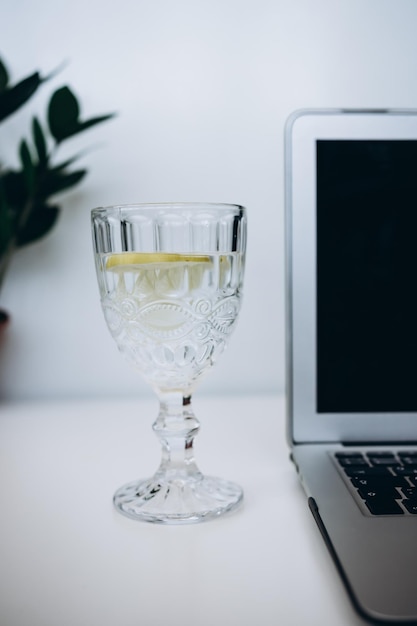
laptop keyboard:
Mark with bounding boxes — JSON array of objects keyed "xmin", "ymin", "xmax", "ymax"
[{"xmin": 335, "ymin": 450, "xmax": 417, "ymax": 516}]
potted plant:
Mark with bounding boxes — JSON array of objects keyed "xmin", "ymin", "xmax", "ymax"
[{"xmin": 0, "ymin": 56, "xmax": 114, "ymax": 335}]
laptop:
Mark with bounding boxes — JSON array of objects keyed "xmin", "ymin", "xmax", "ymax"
[{"xmin": 285, "ymin": 108, "xmax": 417, "ymax": 624}]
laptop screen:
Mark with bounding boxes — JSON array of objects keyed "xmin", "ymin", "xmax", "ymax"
[{"xmin": 316, "ymin": 140, "xmax": 417, "ymax": 413}]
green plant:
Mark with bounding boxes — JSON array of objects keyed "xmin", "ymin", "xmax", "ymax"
[{"xmin": 0, "ymin": 56, "xmax": 114, "ymax": 291}]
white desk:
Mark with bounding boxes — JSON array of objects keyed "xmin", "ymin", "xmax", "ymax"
[{"xmin": 0, "ymin": 394, "xmax": 366, "ymax": 626}]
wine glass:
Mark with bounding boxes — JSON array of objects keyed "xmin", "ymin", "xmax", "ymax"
[{"xmin": 91, "ymin": 203, "xmax": 247, "ymax": 524}]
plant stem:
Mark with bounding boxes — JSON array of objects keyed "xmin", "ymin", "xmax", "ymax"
[
  {"xmin": 0, "ymin": 194, "xmax": 33, "ymax": 294},
  {"xmin": 0, "ymin": 240, "xmax": 15, "ymax": 293}
]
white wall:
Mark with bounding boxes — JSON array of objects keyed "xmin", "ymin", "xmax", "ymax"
[{"xmin": 0, "ymin": 0, "xmax": 416, "ymax": 401}]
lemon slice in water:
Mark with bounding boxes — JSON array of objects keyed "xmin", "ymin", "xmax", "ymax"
[{"xmin": 106, "ymin": 252, "xmax": 211, "ymax": 269}]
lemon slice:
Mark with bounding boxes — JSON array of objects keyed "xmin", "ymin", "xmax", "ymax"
[{"xmin": 106, "ymin": 252, "xmax": 211, "ymax": 269}]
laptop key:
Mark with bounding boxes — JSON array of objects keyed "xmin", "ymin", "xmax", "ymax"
[
  {"xmin": 398, "ymin": 451, "xmax": 417, "ymax": 458},
  {"xmin": 367, "ymin": 452, "xmax": 397, "ymax": 462},
  {"xmin": 402, "ymin": 500, "xmax": 417, "ymax": 514},
  {"xmin": 358, "ymin": 486, "xmax": 399, "ymax": 501},
  {"xmin": 367, "ymin": 452, "xmax": 397, "ymax": 457},
  {"xmin": 399, "ymin": 459, "xmax": 417, "ymax": 467},
  {"xmin": 344, "ymin": 466, "xmax": 391, "ymax": 477},
  {"xmin": 335, "ymin": 452, "xmax": 364, "ymax": 458},
  {"xmin": 394, "ymin": 466, "xmax": 417, "ymax": 477},
  {"xmin": 364, "ymin": 498, "xmax": 404, "ymax": 515},
  {"xmin": 337, "ymin": 457, "xmax": 369, "ymax": 467},
  {"xmin": 368, "ymin": 457, "xmax": 398, "ymax": 466},
  {"xmin": 351, "ymin": 475, "xmax": 408, "ymax": 490},
  {"xmin": 401, "ymin": 487, "xmax": 417, "ymax": 499}
]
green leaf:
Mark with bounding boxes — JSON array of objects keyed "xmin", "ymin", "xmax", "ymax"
[
  {"xmin": 16, "ymin": 204, "xmax": 59, "ymax": 247},
  {"xmin": 39, "ymin": 168, "xmax": 87, "ymax": 197},
  {"xmin": 0, "ymin": 71, "xmax": 43, "ymax": 123},
  {"xmin": 47, "ymin": 86, "xmax": 80, "ymax": 142},
  {"xmin": 1, "ymin": 170, "xmax": 27, "ymax": 210},
  {"xmin": 0, "ymin": 58, "xmax": 9, "ymax": 92},
  {"xmin": 66, "ymin": 114, "xmax": 115, "ymax": 139},
  {"xmin": 0, "ymin": 183, "xmax": 14, "ymax": 256},
  {"xmin": 51, "ymin": 153, "xmax": 85, "ymax": 173},
  {"xmin": 19, "ymin": 140, "xmax": 35, "ymax": 193},
  {"xmin": 48, "ymin": 85, "xmax": 115, "ymax": 142},
  {"xmin": 32, "ymin": 117, "xmax": 48, "ymax": 165}
]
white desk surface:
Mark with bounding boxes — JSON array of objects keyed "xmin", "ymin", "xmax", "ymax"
[{"xmin": 0, "ymin": 394, "xmax": 367, "ymax": 626}]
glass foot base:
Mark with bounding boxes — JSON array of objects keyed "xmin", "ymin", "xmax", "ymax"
[{"xmin": 113, "ymin": 474, "xmax": 243, "ymax": 524}]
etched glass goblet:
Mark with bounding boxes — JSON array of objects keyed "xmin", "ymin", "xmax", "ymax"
[{"xmin": 91, "ymin": 203, "xmax": 247, "ymax": 523}]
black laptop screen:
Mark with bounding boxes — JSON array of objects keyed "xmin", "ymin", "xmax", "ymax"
[{"xmin": 316, "ymin": 140, "xmax": 417, "ymax": 413}]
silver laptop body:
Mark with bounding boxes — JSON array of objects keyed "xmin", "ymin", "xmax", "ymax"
[{"xmin": 285, "ymin": 108, "xmax": 417, "ymax": 624}]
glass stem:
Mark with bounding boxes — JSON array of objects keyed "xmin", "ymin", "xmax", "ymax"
[{"xmin": 152, "ymin": 390, "xmax": 202, "ymax": 481}]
